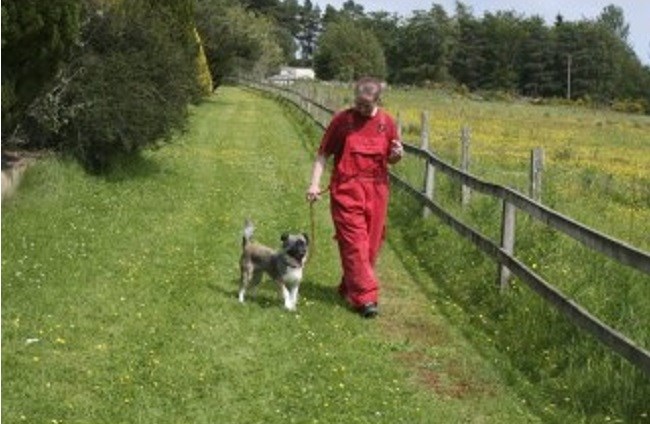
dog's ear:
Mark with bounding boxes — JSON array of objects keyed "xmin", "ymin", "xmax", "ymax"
[
  {"xmin": 302, "ymin": 232, "xmax": 310, "ymax": 244},
  {"xmin": 281, "ymin": 233, "xmax": 289, "ymax": 242}
]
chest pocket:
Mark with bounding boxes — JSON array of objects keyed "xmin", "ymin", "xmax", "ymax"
[
  {"xmin": 340, "ymin": 134, "xmax": 388, "ymax": 178},
  {"xmin": 347, "ymin": 135, "xmax": 387, "ymax": 176}
]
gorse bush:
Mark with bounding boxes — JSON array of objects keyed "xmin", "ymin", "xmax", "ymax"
[{"xmin": 22, "ymin": 0, "xmax": 200, "ymax": 172}]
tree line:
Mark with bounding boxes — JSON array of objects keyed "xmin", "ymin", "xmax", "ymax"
[
  {"xmin": 2, "ymin": 0, "xmax": 649, "ymax": 172},
  {"xmin": 300, "ymin": 1, "xmax": 649, "ymax": 110}
]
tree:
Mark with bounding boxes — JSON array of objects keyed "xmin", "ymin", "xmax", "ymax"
[
  {"xmin": 195, "ymin": 0, "xmax": 283, "ymax": 84},
  {"xmin": 274, "ymin": 0, "xmax": 301, "ymax": 62},
  {"xmin": 597, "ymin": 4, "xmax": 629, "ymax": 44},
  {"xmin": 314, "ymin": 18, "xmax": 386, "ymax": 81},
  {"xmin": 296, "ymin": 0, "xmax": 322, "ymax": 65},
  {"xmin": 480, "ymin": 11, "xmax": 527, "ymax": 91},
  {"xmin": 518, "ymin": 16, "xmax": 556, "ymax": 96},
  {"xmin": 242, "ymin": 0, "xmax": 280, "ymax": 15},
  {"xmin": 340, "ymin": 0, "xmax": 365, "ymax": 21},
  {"xmin": 393, "ymin": 4, "xmax": 456, "ymax": 84},
  {"xmin": 451, "ymin": 2, "xmax": 486, "ymax": 90},
  {"xmin": 322, "ymin": 0, "xmax": 365, "ymax": 26},
  {"xmin": 362, "ymin": 11, "xmax": 402, "ymax": 82},
  {"xmin": 1, "ymin": 0, "xmax": 81, "ymax": 136},
  {"xmin": 551, "ymin": 19, "xmax": 623, "ymax": 102},
  {"xmin": 16, "ymin": 0, "xmax": 202, "ymax": 171}
]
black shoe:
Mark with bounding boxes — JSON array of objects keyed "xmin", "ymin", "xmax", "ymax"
[{"xmin": 360, "ymin": 303, "xmax": 379, "ymax": 318}]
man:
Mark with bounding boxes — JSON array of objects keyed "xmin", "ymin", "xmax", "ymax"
[{"xmin": 306, "ymin": 77, "xmax": 403, "ymax": 318}]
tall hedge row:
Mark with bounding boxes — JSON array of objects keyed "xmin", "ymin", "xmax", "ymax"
[
  {"xmin": 3, "ymin": 0, "xmax": 212, "ymax": 172},
  {"xmin": 1, "ymin": 0, "xmax": 81, "ymax": 134}
]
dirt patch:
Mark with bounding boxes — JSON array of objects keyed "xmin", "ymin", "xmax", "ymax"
[{"xmin": 378, "ymin": 268, "xmax": 498, "ymax": 400}]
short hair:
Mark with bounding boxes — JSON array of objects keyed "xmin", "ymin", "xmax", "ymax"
[{"xmin": 354, "ymin": 77, "xmax": 383, "ymax": 101}]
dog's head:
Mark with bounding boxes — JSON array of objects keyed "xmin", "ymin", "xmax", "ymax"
[{"xmin": 281, "ymin": 232, "xmax": 309, "ymax": 263}]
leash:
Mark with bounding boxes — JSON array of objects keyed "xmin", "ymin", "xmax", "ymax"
[
  {"xmin": 309, "ymin": 201, "xmax": 316, "ymax": 263},
  {"xmin": 307, "ymin": 186, "xmax": 330, "ymax": 263}
]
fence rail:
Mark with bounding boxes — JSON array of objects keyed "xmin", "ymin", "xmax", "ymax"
[
  {"xmin": 401, "ymin": 143, "xmax": 650, "ymax": 275},
  {"xmin": 237, "ymin": 78, "xmax": 650, "ymax": 377}
]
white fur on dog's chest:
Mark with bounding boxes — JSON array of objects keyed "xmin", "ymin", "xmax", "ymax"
[{"xmin": 282, "ymin": 267, "xmax": 303, "ymax": 284}]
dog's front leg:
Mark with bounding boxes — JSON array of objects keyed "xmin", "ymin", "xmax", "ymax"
[
  {"xmin": 278, "ymin": 282, "xmax": 294, "ymax": 311},
  {"xmin": 288, "ymin": 285, "xmax": 299, "ymax": 310}
]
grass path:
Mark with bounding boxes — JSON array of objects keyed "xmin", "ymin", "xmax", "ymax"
[{"xmin": 2, "ymin": 87, "xmax": 539, "ymax": 423}]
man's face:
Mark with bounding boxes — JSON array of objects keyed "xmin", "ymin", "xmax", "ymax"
[
  {"xmin": 354, "ymin": 95, "xmax": 377, "ymax": 116},
  {"xmin": 354, "ymin": 81, "xmax": 381, "ymax": 116}
]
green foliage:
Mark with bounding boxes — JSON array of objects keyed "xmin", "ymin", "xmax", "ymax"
[
  {"xmin": 1, "ymin": 0, "xmax": 81, "ymax": 135},
  {"xmin": 194, "ymin": 28, "xmax": 214, "ymax": 95},
  {"xmin": 195, "ymin": 0, "xmax": 284, "ymax": 84},
  {"xmin": 598, "ymin": 4, "xmax": 630, "ymax": 43},
  {"xmin": 21, "ymin": 0, "xmax": 200, "ymax": 172},
  {"xmin": 518, "ymin": 16, "xmax": 556, "ymax": 96},
  {"xmin": 450, "ymin": 4, "xmax": 486, "ymax": 91},
  {"xmin": 391, "ymin": 5, "xmax": 456, "ymax": 84},
  {"xmin": 201, "ymin": 1, "xmax": 649, "ymax": 111},
  {"xmin": 295, "ymin": 0, "xmax": 322, "ymax": 64},
  {"xmin": 611, "ymin": 98, "xmax": 647, "ymax": 114},
  {"xmin": 314, "ymin": 18, "xmax": 386, "ymax": 81},
  {"xmin": 480, "ymin": 11, "xmax": 526, "ymax": 91}
]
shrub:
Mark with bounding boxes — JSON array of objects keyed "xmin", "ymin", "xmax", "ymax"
[
  {"xmin": 1, "ymin": 0, "xmax": 82, "ymax": 135},
  {"xmin": 611, "ymin": 99, "xmax": 647, "ymax": 114},
  {"xmin": 194, "ymin": 28, "xmax": 213, "ymax": 95},
  {"xmin": 195, "ymin": 0, "xmax": 284, "ymax": 86},
  {"xmin": 22, "ymin": 0, "xmax": 200, "ymax": 172}
]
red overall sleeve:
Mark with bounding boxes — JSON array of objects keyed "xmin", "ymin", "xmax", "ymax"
[
  {"xmin": 378, "ymin": 110, "xmax": 398, "ymax": 157},
  {"xmin": 318, "ymin": 110, "xmax": 350, "ymax": 158}
]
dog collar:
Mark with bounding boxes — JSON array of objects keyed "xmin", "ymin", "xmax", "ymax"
[{"xmin": 283, "ymin": 255, "xmax": 303, "ymax": 268}]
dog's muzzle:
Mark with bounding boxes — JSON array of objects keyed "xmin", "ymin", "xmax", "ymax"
[{"xmin": 287, "ymin": 242, "xmax": 308, "ymax": 263}]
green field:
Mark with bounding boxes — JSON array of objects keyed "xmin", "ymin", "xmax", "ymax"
[{"xmin": 2, "ymin": 87, "xmax": 551, "ymax": 423}]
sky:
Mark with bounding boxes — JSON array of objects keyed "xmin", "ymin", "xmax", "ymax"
[{"xmin": 314, "ymin": 0, "xmax": 650, "ymax": 65}]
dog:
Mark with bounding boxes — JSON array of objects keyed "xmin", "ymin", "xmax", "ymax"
[{"xmin": 239, "ymin": 220, "xmax": 309, "ymax": 311}]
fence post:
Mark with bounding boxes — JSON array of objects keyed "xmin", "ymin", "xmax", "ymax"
[
  {"xmin": 498, "ymin": 200, "xmax": 517, "ymax": 289},
  {"xmin": 461, "ymin": 126, "xmax": 471, "ymax": 207},
  {"xmin": 420, "ymin": 111, "xmax": 435, "ymax": 218},
  {"xmin": 530, "ymin": 147, "xmax": 544, "ymax": 202}
]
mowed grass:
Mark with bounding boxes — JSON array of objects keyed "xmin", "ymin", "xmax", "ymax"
[{"xmin": 2, "ymin": 87, "xmax": 541, "ymax": 423}]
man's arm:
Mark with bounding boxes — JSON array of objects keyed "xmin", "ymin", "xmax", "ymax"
[{"xmin": 306, "ymin": 154, "xmax": 328, "ymax": 202}]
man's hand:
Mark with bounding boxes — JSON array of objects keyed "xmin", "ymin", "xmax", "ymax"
[
  {"xmin": 389, "ymin": 139, "xmax": 403, "ymax": 164},
  {"xmin": 306, "ymin": 185, "xmax": 321, "ymax": 203}
]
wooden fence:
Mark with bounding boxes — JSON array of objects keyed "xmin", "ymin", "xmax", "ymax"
[{"xmin": 237, "ymin": 78, "xmax": 650, "ymax": 377}]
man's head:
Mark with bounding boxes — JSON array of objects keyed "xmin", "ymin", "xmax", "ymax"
[{"xmin": 354, "ymin": 77, "xmax": 383, "ymax": 116}]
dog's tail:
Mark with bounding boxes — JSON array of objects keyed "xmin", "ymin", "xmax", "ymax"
[{"xmin": 242, "ymin": 219, "xmax": 255, "ymax": 248}]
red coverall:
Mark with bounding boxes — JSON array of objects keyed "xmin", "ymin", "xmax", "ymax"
[{"xmin": 318, "ymin": 108, "xmax": 397, "ymax": 308}]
